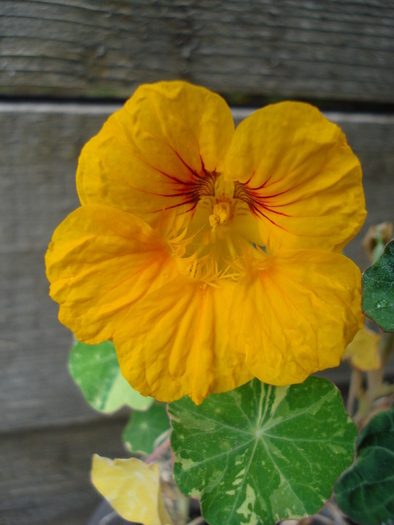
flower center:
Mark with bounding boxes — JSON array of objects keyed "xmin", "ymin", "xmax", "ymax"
[{"xmin": 170, "ymin": 174, "xmax": 265, "ymax": 282}]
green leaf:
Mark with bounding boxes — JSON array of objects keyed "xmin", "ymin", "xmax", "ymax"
[
  {"xmin": 362, "ymin": 240, "xmax": 394, "ymax": 332},
  {"xmin": 69, "ymin": 340, "xmax": 153, "ymax": 413},
  {"xmin": 335, "ymin": 406, "xmax": 394, "ymax": 525},
  {"xmin": 169, "ymin": 377, "xmax": 357, "ymax": 525},
  {"xmin": 123, "ymin": 403, "xmax": 170, "ymax": 455}
]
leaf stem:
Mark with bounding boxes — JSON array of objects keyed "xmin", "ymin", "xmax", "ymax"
[
  {"xmin": 145, "ymin": 436, "xmax": 171, "ymax": 464},
  {"xmin": 347, "ymin": 368, "xmax": 363, "ymax": 416},
  {"xmin": 187, "ymin": 517, "xmax": 206, "ymax": 525}
]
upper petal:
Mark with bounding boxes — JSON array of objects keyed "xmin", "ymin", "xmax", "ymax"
[
  {"xmin": 224, "ymin": 102, "xmax": 366, "ymax": 251},
  {"xmin": 114, "ymin": 278, "xmax": 252, "ymax": 404},
  {"xmin": 45, "ymin": 205, "xmax": 179, "ymax": 343},
  {"xmin": 229, "ymin": 249, "xmax": 364, "ymax": 385},
  {"xmin": 77, "ymin": 81, "xmax": 234, "ymax": 226}
]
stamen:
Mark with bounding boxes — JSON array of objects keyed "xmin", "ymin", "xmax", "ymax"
[
  {"xmin": 209, "ymin": 203, "xmax": 229, "ymax": 229},
  {"xmin": 172, "ymin": 174, "xmax": 267, "ymax": 284}
]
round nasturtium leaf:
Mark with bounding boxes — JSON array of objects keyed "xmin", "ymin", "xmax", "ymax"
[
  {"xmin": 335, "ymin": 406, "xmax": 394, "ymax": 525},
  {"xmin": 69, "ymin": 339, "xmax": 153, "ymax": 413},
  {"xmin": 362, "ymin": 240, "xmax": 394, "ymax": 332},
  {"xmin": 169, "ymin": 377, "xmax": 357, "ymax": 525},
  {"xmin": 123, "ymin": 403, "xmax": 170, "ymax": 455}
]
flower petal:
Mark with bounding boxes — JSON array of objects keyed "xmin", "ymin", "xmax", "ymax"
[
  {"xmin": 114, "ymin": 278, "xmax": 252, "ymax": 404},
  {"xmin": 225, "ymin": 102, "xmax": 366, "ymax": 251},
  {"xmin": 342, "ymin": 326, "xmax": 382, "ymax": 371},
  {"xmin": 229, "ymin": 249, "xmax": 364, "ymax": 385},
  {"xmin": 91, "ymin": 455, "xmax": 173, "ymax": 525},
  {"xmin": 45, "ymin": 205, "xmax": 178, "ymax": 343},
  {"xmin": 77, "ymin": 81, "xmax": 234, "ymax": 226}
]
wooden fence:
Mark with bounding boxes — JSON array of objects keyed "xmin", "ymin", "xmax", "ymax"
[{"xmin": 0, "ymin": 2, "xmax": 393, "ymax": 524}]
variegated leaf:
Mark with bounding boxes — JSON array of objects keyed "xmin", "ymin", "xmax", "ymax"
[
  {"xmin": 69, "ymin": 339, "xmax": 153, "ymax": 413},
  {"xmin": 169, "ymin": 377, "xmax": 357, "ymax": 525}
]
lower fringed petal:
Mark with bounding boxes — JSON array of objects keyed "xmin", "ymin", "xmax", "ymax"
[
  {"xmin": 229, "ymin": 249, "xmax": 364, "ymax": 385},
  {"xmin": 210, "ymin": 342, "xmax": 254, "ymax": 395},
  {"xmin": 114, "ymin": 278, "xmax": 252, "ymax": 404},
  {"xmin": 45, "ymin": 205, "xmax": 178, "ymax": 343}
]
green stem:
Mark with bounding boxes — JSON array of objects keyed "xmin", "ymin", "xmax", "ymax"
[{"xmin": 347, "ymin": 368, "xmax": 363, "ymax": 417}]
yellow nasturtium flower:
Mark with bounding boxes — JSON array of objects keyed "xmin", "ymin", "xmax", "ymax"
[{"xmin": 46, "ymin": 81, "xmax": 366, "ymax": 404}]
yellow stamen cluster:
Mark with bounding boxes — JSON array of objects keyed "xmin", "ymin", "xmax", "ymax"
[{"xmin": 209, "ymin": 202, "xmax": 229, "ymax": 228}]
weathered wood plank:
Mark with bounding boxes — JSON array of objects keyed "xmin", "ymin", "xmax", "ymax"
[
  {"xmin": 0, "ymin": 0, "xmax": 393, "ymax": 102},
  {"xmin": 0, "ymin": 103, "xmax": 393, "ymax": 434},
  {"xmin": 0, "ymin": 418, "xmax": 128, "ymax": 525},
  {"xmin": 0, "ymin": 104, "xmax": 119, "ymax": 434}
]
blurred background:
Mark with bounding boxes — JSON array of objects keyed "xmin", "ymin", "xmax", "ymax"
[{"xmin": 0, "ymin": 1, "xmax": 393, "ymax": 524}]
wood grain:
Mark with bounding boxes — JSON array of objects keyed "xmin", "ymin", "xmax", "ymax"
[
  {"xmin": 0, "ymin": 103, "xmax": 393, "ymax": 434},
  {"xmin": 0, "ymin": 104, "xmax": 118, "ymax": 434},
  {"xmin": 0, "ymin": 1, "xmax": 393, "ymax": 102},
  {"xmin": 0, "ymin": 417, "xmax": 129, "ymax": 525}
]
